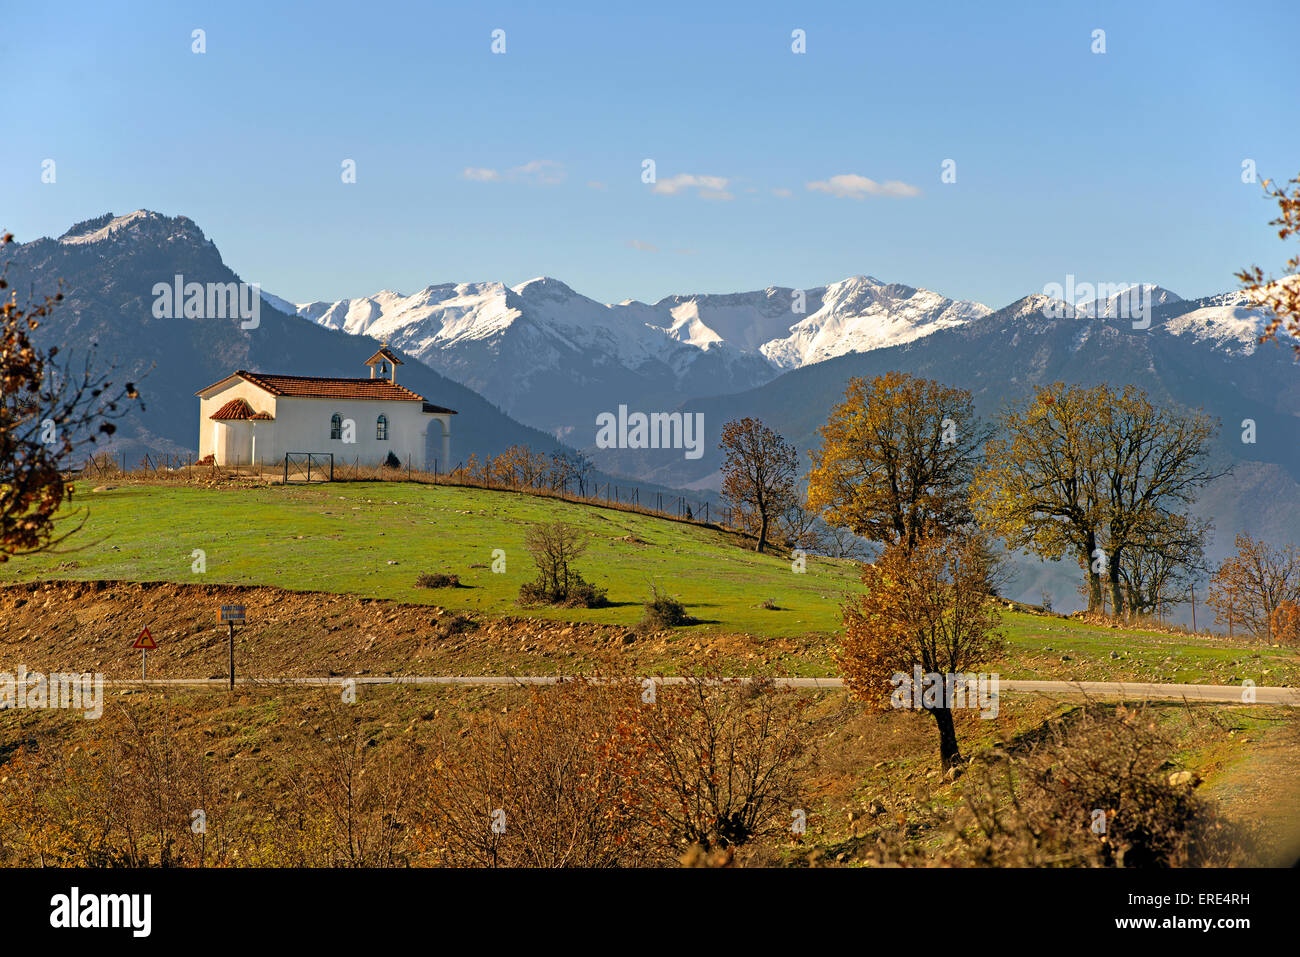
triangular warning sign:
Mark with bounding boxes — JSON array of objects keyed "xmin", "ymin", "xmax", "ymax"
[{"xmin": 132, "ymin": 627, "xmax": 157, "ymax": 650}]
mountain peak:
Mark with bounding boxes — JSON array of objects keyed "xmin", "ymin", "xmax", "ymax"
[
  {"xmin": 57, "ymin": 209, "xmax": 205, "ymax": 247},
  {"xmin": 511, "ymin": 276, "xmax": 579, "ymax": 298}
]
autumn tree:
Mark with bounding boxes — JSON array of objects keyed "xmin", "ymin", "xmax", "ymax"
[
  {"xmin": 972, "ymin": 383, "xmax": 1109, "ymax": 610},
  {"xmin": 493, "ymin": 445, "xmax": 549, "ymax": 488},
  {"xmin": 1271, "ymin": 601, "xmax": 1300, "ymax": 647},
  {"xmin": 1207, "ymin": 534, "xmax": 1300, "ymax": 641},
  {"xmin": 1, "ymin": 231, "xmax": 138, "ymax": 561},
  {"xmin": 838, "ymin": 533, "xmax": 1003, "ymax": 770},
  {"xmin": 1092, "ymin": 387, "xmax": 1221, "ymax": 618},
  {"xmin": 718, "ymin": 417, "xmax": 798, "ymax": 553},
  {"xmin": 807, "ymin": 373, "xmax": 989, "ymax": 551},
  {"xmin": 973, "ymin": 383, "xmax": 1219, "ymax": 617},
  {"xmin": 1237, "ymin": 172, "xmax": 1300, "ymax": 359}
]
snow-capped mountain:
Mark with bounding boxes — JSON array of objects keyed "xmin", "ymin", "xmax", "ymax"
[{"xmin": 275, "ymin": 275, "xmax": 993, "ymax": 434}]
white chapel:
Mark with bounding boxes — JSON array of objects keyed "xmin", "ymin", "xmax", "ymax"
[{"xmin": 195, "ymin": 346, "xmax": 456, "ymax": 470}]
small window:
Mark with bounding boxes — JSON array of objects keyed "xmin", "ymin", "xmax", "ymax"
[
  {"xmin": 330, "ymin": 413, "xmax": 342, "ymax": 440},
  {"xmin": 376, "ymin": 414, "xmax": 388, "ymax": 441}
]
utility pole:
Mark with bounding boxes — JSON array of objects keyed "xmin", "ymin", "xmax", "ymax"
[
  {"xmin": 228, "ymin": 620, "xmax": 235, "ymax": 690},
  {"xmin": 1189, "ymin": 584, "xmax": 1197, "ymax": 632}
]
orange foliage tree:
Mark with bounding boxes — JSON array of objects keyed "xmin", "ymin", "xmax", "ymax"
[
  {"xmin": 1270, "ymin": 601, "xmax": 1300, "ymax": 647},
  {"xmin": 1237, "ymin": 173, "xmax": 1300, "ymax": 359},
  {"xmin": 1207, "ymin": 534, "xmax": 1300, "ymax": 640},
  {"xmin": 807, "ymin": 373, "xmax": 989, "ymax": 551},
  {"xmin": 838, "ymin": 534, "xmax": 1003, "ymax": 769}
]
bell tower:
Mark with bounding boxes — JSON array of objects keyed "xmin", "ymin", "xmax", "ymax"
[{"xmin": 364, "ymin": 344, "xmax": 403, "ymax": 384}]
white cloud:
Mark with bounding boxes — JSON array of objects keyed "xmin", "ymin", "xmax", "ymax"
[
  {"xmin": 586, "ymin": 180, "xmax": 608, "ymax": 191},
  {"xmin": 771, "ymin": 187, "xmax": 794, "ymax": 198},
  {"xmin": 462, "ymin": 160, "xmax": 565, "ymax": 185},
  {"xmin": 806, "ymin": 174, "xmax": 921, "ymax": 199},
  {"xmin": 652, "ymin": 173, "xmax": 732, "ymax": 198},
  {"xmin": 626, "ymin": 239, "xmax": 659, "ymax": 252}
]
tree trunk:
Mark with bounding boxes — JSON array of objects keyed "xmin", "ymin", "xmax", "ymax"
[
  {"xmin": 929, "ymin": 706, "xmax": 962, "ymax": 770},
  {"xmin": 756, "ymin": 512, "xmax": 768, "ymax": 553},
  {"xmin": 1082, "ymin": 542, "xmax": 1101, "ymax": 612},
  {"xmin": 1107, "ymin": 555, "xmax": 1125, "ymax": 620}
]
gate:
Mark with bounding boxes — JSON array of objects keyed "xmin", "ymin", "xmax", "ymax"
[{"xmin": 283, "ymin": 452, "xmax": 334, "ymax": 483}]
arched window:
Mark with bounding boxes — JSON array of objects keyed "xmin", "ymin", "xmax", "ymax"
[
  {"xmin": 330, "ymin": 413, "xmax": 342, "ymax": 440},
  {"xmin": 376, "ymin": 414, "xmax": 388, "ymax": 440}
]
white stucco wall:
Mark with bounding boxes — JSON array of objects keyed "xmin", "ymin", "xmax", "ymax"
[{"xmin": 197, "ymin": 380, "xmax": 452, "ymax": 469}]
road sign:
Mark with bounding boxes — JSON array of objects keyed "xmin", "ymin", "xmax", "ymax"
[
  {"xmin": 220, "ymin": 605, "xmax": 246, "ymax": 623},
  {"xmin": 132, "ymin": 627, "xmax": 157, "ymax": 650}
]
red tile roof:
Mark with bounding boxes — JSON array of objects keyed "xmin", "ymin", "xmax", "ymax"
[
  {"xmin": 210, "ymin": 398, "xmax": 275, "ymax": 421},
  {"xmin": 197, "ymin": 371, "xmax": 455, "ymax": 413},
  {"xmin": 197, "ymin": 368, "xmax": 457, "ymax": 414}
]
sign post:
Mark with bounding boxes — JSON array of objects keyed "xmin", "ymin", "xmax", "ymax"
[
  {"xmin": 220, "ymin": 605, "xmax": 246, "ymax": 690},
  {"xmin": 132, "ymin": 626, "xmax": 157, "ymax": 679}
]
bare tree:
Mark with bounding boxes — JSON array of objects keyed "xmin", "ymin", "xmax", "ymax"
[{"xmin": 719, "ymin": 417, "xmax": 798, "ymax": 553}]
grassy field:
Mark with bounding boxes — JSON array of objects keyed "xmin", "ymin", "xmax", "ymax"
[
  {"xmin": 2, "ymin": 481, "xmax": 859, "ymax": 637},
  {"xmin": 3, "ymin": 480, "xmax": 1298, "ymax": 685}
]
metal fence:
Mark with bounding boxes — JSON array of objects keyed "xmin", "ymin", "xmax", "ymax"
[{"xmin": 283, "ymin": 452, "xmax": 335, "ymax": 483}]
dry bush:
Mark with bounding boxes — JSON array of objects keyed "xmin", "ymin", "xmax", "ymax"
[
  {"xmin": 949, "ymin": 705, "xmax": 1256, "ymax": 867},
  {"xmin": 639, "ymin": 678, "xmax": 815, "ymax": 853},
  {"xmin": 284, "ymin": 697, "xmax": 418, "ymax": 867},
  {"xmin": 637, "ymin": 584, "xmax": 693, "ymax": 631},
  {"xmin": 0, "ymin": 707, "xmax": 216, "ymax": 867},
  {"xmin": 411, "ymin": 677, "xmax": 822, "ymax": 866},
  {"xmin": 416, "ymin": 572, "xmax": 460, "ymax": 589},
  {"xmin": 412, "ymin": 680, "xmax": 667, "ymax": 867}
]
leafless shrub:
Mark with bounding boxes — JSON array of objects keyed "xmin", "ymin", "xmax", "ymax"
[{"xmin": 518, "ymin": 521, "xmax": 607, "ymax": 607}]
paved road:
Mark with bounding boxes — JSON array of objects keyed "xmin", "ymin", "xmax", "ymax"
[{"xmin": 94, "ymin": 675, "xmax": 1300, "ymax": 706}]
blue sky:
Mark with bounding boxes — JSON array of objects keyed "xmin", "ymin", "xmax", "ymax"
[{"xmin": 3, "ymin": 0, "xmax": 1297, "ymax": 308}]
